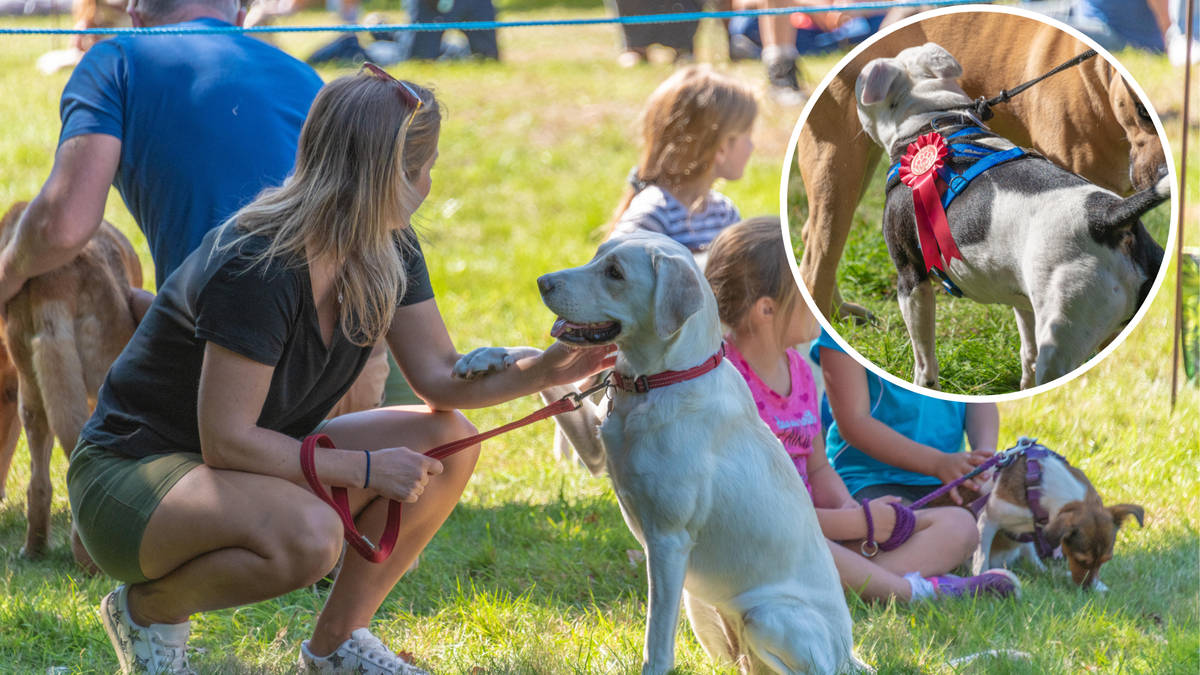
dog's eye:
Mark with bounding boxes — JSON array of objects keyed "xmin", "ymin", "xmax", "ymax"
[
  {"xmin": 1135, "ymin": 101, "xmax": 1152, "ymax": 122},
  {"xmin": 606, "ymin": 264, "xmax": 624, "ymax": 281}
]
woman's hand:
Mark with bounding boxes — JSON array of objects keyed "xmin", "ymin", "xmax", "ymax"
[
  {"xmin": 538, "ymin": 341, "xmax": 618, "ymax": 386},
  {"xmin": 863, "ymin": 496, "xmax": 901, "ymax": 542},
  {"xmin": 369, "ymin": 446, "xmax": 444, "ymax": 503},
  {"xmin": 927, "ymin": 449, "xmax": 994, "ymax": 504}
]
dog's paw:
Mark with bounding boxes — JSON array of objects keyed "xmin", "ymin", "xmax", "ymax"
[
  {"xmin": 453, "ymin": 347, "xmax": 515, "ymax": 380},
  {"xmin": 453, "ymin": 347, "xmax": 532, "ymax": 380}
]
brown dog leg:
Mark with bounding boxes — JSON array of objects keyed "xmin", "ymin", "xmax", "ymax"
[
  {"xmin": 19, "ymin": 390, "xmax": 52, "ymax": 558},
  {"xmin": 0, "ymin": 348, "xmax": 20, "ymax": 502}
]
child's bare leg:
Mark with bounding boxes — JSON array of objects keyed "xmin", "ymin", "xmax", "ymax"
[
  {"xmin": 870, "ymin": 506, "xmax": 978, "ymax": 577},
  {"xmin": 828, "ymin": 540, "xmax": 912, "ymax": 602}
]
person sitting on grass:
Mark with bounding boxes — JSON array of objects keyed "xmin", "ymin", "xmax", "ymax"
[
  {"xmin": 812, "ymin": 328, "xmax": 999, "ymax": 507},
  {"xmin": 67, "ymin": 68, "xmax": 614, "ymax": 675},
  {"xmin": 608, "ymin": 65, "xmax": 757, "ymax": 260},
  {"xmin": 704, "ymin": 217, "xmax": 1021, "ymax": 602}
]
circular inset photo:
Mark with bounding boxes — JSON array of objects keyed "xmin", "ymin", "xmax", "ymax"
[{"xmin": 783, "ymin": 5, "xmax": 1176, "ymax": 400}]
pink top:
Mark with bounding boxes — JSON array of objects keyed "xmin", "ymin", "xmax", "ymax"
[{"xmin": 725, "ymin": 339, "xmax": 821, "ymax": 496}]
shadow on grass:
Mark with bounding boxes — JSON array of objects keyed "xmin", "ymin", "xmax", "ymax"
[{"xmin": 396, "ymin": 493, "xmax": 647, "ymax": 615}]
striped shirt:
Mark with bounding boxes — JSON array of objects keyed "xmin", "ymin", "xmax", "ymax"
[{"xmin": 613, "ymin": 185, "xmax": 741, "ymax": 252}]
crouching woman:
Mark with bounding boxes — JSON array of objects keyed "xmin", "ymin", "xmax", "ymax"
[{"xmin": 67, "ymin": 69, "xmax": 613, "ymax": 675}]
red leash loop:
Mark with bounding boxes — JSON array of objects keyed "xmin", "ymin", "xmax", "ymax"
[
  {"xmin": 300, "ymin": 434, "xmax": 402, "ymax": 563},
  {"xmin": 299, "ymin": 391, "xmax": 590, "ymax": 563}
]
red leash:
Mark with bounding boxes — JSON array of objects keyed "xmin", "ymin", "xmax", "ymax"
[
  {"xmin": 299, "ymin": 382, "xmax": 606, "ymax": 562},
  {"xmin": 300, "ymin": 346, "xmax": 725, "ymax": 563}
]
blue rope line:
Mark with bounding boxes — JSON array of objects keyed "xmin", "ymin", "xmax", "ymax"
[{"xmin": 0, "ymin": 0, "xmax": 984, "ymax": 35}]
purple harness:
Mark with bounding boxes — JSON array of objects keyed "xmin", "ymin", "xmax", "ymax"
[
  {"xmin": 1003, "ymin": 443, "xmax": 1068, "ymax": 559},
  {"xmin": 896, "ymin": 437, "xmax": 1067, "ymax": 559}
]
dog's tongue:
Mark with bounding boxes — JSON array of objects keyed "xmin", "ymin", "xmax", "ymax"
[
  {"xmin": 551, "ymin": 317, "xmax": 590, "ymax": 338},
  {"xmin": 550, "ymin": 318, "xmax": 569, "ymax": 338}
]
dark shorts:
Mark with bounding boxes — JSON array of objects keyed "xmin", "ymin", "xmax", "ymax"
[
  {"xmin": 851, "ymin": 482, "xmax": 941, "ymax": 505},
  {"xmin": 66, "ymin": 441, "xmax": 203, "ymax": 583},
  {"xmin": 67, "ymin": 420, "xmax": 334, "ymax": 583}
]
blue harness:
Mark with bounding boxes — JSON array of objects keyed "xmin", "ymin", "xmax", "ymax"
[{"xmin": 885, "ymin": 126, "xmax": 1028, "ymax": 296}]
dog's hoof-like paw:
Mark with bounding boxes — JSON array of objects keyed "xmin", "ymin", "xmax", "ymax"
[{"xmin": 452, "ymin": 347, "xmax": 516, "ymax": 380}]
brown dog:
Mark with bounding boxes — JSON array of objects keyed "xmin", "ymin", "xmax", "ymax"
[
  {"xmin": 794, "ymin": 9, "xmax": 1167, "ymax": 319},
  {"xmin": 0, "ymin": 202, "xmax": 142, "ymax": 566}
]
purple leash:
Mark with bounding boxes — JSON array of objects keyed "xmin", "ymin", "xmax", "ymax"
[{"xmin": 859, "ymin": 498, "xmax": 917, "ymax": 557}]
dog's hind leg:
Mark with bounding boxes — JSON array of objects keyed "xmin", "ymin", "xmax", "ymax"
[
  {"xmin": 741, "ymin": 603, "xmax": 849, "ymax": 674},
  {"xmin": 898, "ymin": 282, "xmax": 938, "ymax": 389},
  {"xmin": 683, "ymin": 591, "xmax": 742, "ymax": 670},
  {"xmin": 1014, "ymin": 308, "xmax": 1038, "ymax": 390},
  {"xmin": 18, "ymin": 385, "xmax": 53, "ymax": 558},
  {"xmin": 0, "ymin": 349, "xmax": 21, "ymax": 502},
  {"xmin": 1032, "ymin": 276, "xmax": 1121, "ymax": 385}
]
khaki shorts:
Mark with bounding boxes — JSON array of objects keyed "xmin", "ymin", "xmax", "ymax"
[{"xmin": 67, "ymin": 441, "xmax": 202, "ymax": 583}]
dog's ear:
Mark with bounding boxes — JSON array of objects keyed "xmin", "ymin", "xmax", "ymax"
[
  {"xmin": 1044, "ymin": 504, "xmax": 1081, "ymax": 546},
  {"xmin": 858, "ymin": 59, "xmax": 902, "ymax": 106},
  {"xmin": 1108, "ymin": 503, "xmax": 1145, "ymax": 530},
  {"xmin": 918, "ymin": 43, "xmax": 962, "ymax": 80},
  {"xmin": 651, "ymin": 251, "xmax": 703, "ymax": 339}
]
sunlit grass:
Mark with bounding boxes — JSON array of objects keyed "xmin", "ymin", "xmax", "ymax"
[{"xmin": 0, "ymin": 7, "xmax": 1196, "ymax": 674}]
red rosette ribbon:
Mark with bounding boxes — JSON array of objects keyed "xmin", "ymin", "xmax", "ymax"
[{"xmin": 898, "ymin": 132, "xmax": 962, "ymax": 272}]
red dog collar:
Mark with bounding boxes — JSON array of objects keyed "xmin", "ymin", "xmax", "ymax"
[{"xmin": 611, "ymin": 344, "xmax": 725, "ymax": 394}]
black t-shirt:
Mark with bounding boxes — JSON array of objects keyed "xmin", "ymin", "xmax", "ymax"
[{"xmin": 81, "ymin": 224, "xmax": 434, "ymax": 459}]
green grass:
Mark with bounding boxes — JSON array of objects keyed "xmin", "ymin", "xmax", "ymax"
[
  {"xmin": 1, "ymin": 8, "xmax": 1198, "ymax": 674},
  {"xmin": 787, "ymin": 52, "xmax": 1181, "ymax": 396}
]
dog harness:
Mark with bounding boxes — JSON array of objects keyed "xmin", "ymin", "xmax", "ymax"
[
  {"xmin": 885, "ymin": 124, "xmax": 1030, "ymax": 297},
  {"xmin": 908, "ymin": 437, "xmax": 1066, "ymax": 559},
  {"xmin": 1005, "ymin": 439, "xmax": 1070, "ymax": 559}
]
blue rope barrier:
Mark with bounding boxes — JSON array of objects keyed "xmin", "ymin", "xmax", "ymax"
[{"xmin": 0, "ymin": 0, "xmax": 985, "ymax": 34}]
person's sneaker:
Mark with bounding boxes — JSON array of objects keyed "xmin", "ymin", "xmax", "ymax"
[
  {"xmin": 299, "ymin": 628, "xmax": 429, "ymax": 674},
  {"xmin": 100, "ymin": 585, "xmax": 194, "ymax": 674},
  {"xmin": 766, "ymin": 57, "xmax": 808, "ymax": 107},
  {"xmin": 930, "ymin": 569, "xmax": 1022, "ymax": 599}
]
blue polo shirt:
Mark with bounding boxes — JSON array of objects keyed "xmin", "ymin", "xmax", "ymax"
[
  {"xmin": 59, "ymin": 18, "xmax": 324, "ymax": 284},
  {"xmin": 810, "ymin": 329, "xmax": 966, "ymax": 496}
]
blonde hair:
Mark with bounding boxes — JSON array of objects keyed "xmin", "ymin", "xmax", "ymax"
[
  {"xmin": 704, "ymin": 216, "xmax": 806, "ymax": 343},
  {"xmin": 220, "ymin": 73, "xmax": 441, "ymax": 346},
  {"xmin": 611, "ymin": 65, "xmax": 757, "ymax": 228}
]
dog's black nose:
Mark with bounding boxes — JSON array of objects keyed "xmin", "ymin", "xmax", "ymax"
[{"xmin": 537, "ymin": 274, "xmax": 556, "ymax": 296}]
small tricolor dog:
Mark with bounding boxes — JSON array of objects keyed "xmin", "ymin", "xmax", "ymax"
[
  {"xmin": 854, "ymin": 42, "xmax": 1169, "ymax": 390},
  {"xmin": 971, "ymin": 438, "xmax": 1144, "ymax": 591}
]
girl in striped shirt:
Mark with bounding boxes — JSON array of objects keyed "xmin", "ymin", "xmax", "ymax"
[{"xmin": 609, "ymin": 65, "xmax": 757, "ymax": 256}]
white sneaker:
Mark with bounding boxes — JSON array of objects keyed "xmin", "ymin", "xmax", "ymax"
[
  {"xmin": 100, "ymin": 585, "xmax": 194, "ymax": 674},
  {"xmin": 299, "ymin": 628, "xmax": 430, "ymax": 674}
]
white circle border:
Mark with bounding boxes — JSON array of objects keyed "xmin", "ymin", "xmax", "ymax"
[{"xmin": 777, "ymin": 2, "xmax": 1180, "ymax": 404}]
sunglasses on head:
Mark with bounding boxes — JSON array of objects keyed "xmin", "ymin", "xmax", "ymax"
[{"xmin": 359, "ymin": 62, "xmax": 424, "ymax": 112}]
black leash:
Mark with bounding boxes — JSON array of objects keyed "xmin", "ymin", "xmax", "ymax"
[{"xmin": 971, "ymin": 49, "xmax": 1099, "ymax": 120}]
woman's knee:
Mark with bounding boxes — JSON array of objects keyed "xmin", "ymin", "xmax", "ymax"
[{"xmin": 268, "ymin": 502, "xmax": 344, "ymax": 587}]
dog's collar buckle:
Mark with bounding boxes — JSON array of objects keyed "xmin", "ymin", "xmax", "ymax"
[{"xmin": 633, "ymin": 376, "xmax": 651, "ymax": 393}]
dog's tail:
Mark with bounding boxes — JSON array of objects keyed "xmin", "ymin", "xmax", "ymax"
[
  {"xmin": 1092, "ymin": 175, "xmax": 1171, "ymax": 239},
  {"xmin": 29, "ymin": 303, "xmax": 91, "ymax": 456}
]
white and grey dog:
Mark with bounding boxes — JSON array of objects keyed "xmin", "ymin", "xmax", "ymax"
[
  {"xmin": 854, "ymin": 42, "xmax": 1169, "ymax": 389},
  {"xmin": 538, "ymin": 232, "xmax": 858, "ymax": 674}
]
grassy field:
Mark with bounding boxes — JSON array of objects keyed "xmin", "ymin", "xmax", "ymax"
[
  {"xmin": 0, "ymin": 4, "xmax": 1198, "ymax": 674},
  {"xmin": 786, "ymin": 52, "xmax": 1180, "ymax": 396}
]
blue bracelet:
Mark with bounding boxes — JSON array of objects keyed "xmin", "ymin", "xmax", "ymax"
[{"xmin": 363, "ymin": 450, "xmax": 371, "ymax": 489}]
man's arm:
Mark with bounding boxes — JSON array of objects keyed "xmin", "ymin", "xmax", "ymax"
[{"xmin": 0, "ymin": 133, "xmax": 121, "ymax": 312}]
